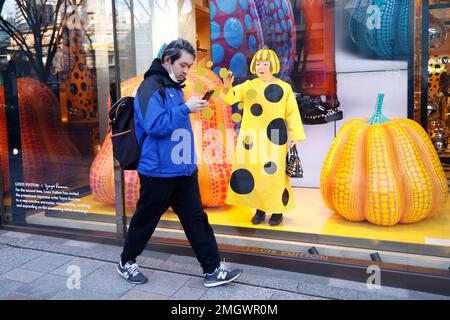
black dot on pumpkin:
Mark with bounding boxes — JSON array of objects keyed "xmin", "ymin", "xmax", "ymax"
[
  {"xmin": 230, "ymin": 169, "xmax": 255, "ymax": 195},
  {"xmin": 251, "ymin": 103, "xmax": 263, "ymax": 116},
  {"xmin": 264, "ymin": 161, "xmax": 277, "ymax": 174},
  {"xmin": 78, "ymin": 63, "xmax": 85, "ymax": 71},
  {"xmin": 267, "ymin": 118, "xmax": 287, "ymax": 145},
  {"xmin": 74, "ymin": 73, "xmax": 79, "ymax": 79},
  {"xmin": 70, "ymin": 84, "xmax": 78, "ymax": 94},
  {"xmin": 264, "ymin": 84, "xmax": 284, "ymax": 103},
  {"xmin": 81, "ymin": 82, "xmax": 87, "ymax": 91},
  {"xmin": 282, "ymin": 188, "xmax": 289, "ymax": 206}
]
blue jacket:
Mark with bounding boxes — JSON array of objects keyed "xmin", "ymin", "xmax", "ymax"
[{"xmin": 134, "ymin": 59, "xmax": 197, "ymax": 177}]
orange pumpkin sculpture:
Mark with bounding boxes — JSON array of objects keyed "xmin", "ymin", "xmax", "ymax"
[
  {"xmin": 0, "ymin": 78, "xmax": 80, "ymax": 189},
  {"xmin": 89, "ymin": 67, "xmax": 236, "ymax": 209},
  {"xmin": 321, "ymin": 94, "xmax": 448, "ymax": 226}
]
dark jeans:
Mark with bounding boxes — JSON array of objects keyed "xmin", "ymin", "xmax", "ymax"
[{"xmin": 121, "ymin": 172, "xmax": 221, "ymax": 274}]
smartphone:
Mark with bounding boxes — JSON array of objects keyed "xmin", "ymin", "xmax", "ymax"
[{"xmin": 202, "ymin": 89, "xmax": 215, "ymax": 101}]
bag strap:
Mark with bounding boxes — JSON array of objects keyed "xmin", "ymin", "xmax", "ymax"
[{"xmin": 289, "ymin": 145, "xmax": 299, "ymax": 156}]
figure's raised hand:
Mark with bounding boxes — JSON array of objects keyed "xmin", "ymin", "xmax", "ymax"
[{"xmin": 223, "ymin": 70, "xmax": 234, "ymax": 94}]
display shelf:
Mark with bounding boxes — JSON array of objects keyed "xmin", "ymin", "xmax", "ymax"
[
  {"xmin": 430, "ymin": 3, "xmax": 450, "ymax": 10},
  {"xmin": 39, "ymin": 188, "xmax": 450, "ymax": 250}
]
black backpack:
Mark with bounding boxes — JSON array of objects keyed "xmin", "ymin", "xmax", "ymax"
[
  {"xmin": 109, "ymin": 84, "xmax": 166, "ymax": 170},
  {"xmin": 109, "ymin": 96, "xmax": 140, "ymax": 170}
]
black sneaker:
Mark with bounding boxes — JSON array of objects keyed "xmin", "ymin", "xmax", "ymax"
[
  {"xmin": 268, "ymin": 213, "xmax": 283, "ymax": 226},
  {"xmin": 251, "ymin": 210, "xmax": 266, "ymax": 225},
  {"xmin": 204, "ymin": 264, "xmax": 242, "ymax": 288},
  {"xmin": 117, "ymin": 261, "xmax": 148, "ymax": 284}
]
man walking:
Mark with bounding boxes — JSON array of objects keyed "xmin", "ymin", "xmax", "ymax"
[{"xmin": 117, "ymin": 39, "xmax": 242, "ymax": 287}]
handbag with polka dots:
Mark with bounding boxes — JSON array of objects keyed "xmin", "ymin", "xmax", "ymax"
[{"xmin": 286, "ymin": 145, "xmax": 303, "ymax": 178}]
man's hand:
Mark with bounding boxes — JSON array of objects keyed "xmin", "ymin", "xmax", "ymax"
[{"xmin": 186, "ymin": 97, "xmax": 208, "ymax": 113}]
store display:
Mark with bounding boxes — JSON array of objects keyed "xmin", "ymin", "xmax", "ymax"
[
  {"xmin": 349, "ymin": 0, "xmax": 409, "ymax": 59},
  {"xmin": 89, "ymin": 67, "xmax": 236, "ymax": 209},
  {"xmin": 321, "ymin": 94, "xmax": 448, "ymax": 226},
  {"xmin": 60, "ymin": 25, "xmax": 97, "ymax": 122},
  {"xmin": 224, "ymin": 48, "xmax": 306, "ymax": 214},
  {"xmin": 294, "ymin": 0, "xmax": 342, "ymax": 124},
  {"xmin": 0, "ymin": 84, "xmax": 9, "ymax": 191},
  {"xmin": 429, "ymin": 14, "xmax": 447, "ymax": 49},
  {"xmin": 209, "ymin": 0, "xmax": 264, "ymax": 82},
  {"xmin": 209, "ymin": 0, "xmax": 296, "ymax": 82},
  {"xmin": 0, "ymin": 78, "xmax": 80, "ymax": 186},
  {"xmin": 426, "ymin": 55, "xmax": 450, "ymax": 153},
  {"xmin": 253, "ymin": 0, "xmax": 296, "ymax": 79}
]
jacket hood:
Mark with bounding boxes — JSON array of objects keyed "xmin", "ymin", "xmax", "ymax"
[{"xmin": 143, "ymin": 58, "xmax": 185, "ymax": 88}]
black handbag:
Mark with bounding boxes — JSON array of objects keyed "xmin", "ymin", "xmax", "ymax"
[{"xmin": 286, "ymin": 145, "xmax": 303, "ymax": 178}]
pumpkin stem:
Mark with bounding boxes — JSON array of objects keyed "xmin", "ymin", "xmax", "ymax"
[{"xmin": 367, "ymin": 93, "xmax": 390, "ymax": 124}]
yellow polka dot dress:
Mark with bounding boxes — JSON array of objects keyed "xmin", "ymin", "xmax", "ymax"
[{"xmin": 225, "ymin": 78, "xmax": 306, "ymax": 213}]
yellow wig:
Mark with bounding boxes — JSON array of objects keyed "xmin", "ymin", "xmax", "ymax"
[{"xmin": 249, "ymin": 47, "xmax": 281, "ymax": 74}]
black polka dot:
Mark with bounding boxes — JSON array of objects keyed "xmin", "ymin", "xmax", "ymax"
[
  {"xmin": 243, "ymin": 135, "xmax": 253, "ymax": 150},
  {"xmin": 282, "ymin": 188, "xmax": 289, "ymax": 206},
  {"xmin": 243, "ymin": 141, "xmax": 253, "ymax": 150},
  {"xmin": 251, "ymin": 103, "xmax": 263, "ymax": 116},
  {"xmin": 74, "ymin": 73, "xmax": 79, "ymax": 79},
  {"xmin": 81, "ymin": 82, "xmax": 87, "ymax": 91},
  {"xmin": 264, "ymin": 161, "xmax": 277, "ymax": 174},
  {"xmin": 267, "ymin": 118, "xmax": 287, "ymax": 145},
  {"xmin": 230, "ymin": 169, "xmax": 255, "ymax": 195},
  {"xmin": 264, "ymin": 84, "xmax": 284, "ymax": 103}
]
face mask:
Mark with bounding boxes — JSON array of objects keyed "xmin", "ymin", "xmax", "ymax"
[{"xmin": 167, "ymin": 64, "xmax": 179, "ymax": 83}]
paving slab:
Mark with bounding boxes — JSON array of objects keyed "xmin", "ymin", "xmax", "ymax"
[
  {"xmin": 0, "ymin": 279, "xmax": 26, "ymax": 299},
  {"xmin": 0, "ymin": 268, "xmax": 45, "ymax": 283},
  {"xmin": 50, "ymin": 257, "xmax": 106, "ymax": 279},
  {"xmin": 200, "ymin": 283, "xmax": 275, "ymax": 300},
  {"xmin": 80, "ymin": 264, "xmax": 137, "ymax": 296},
  {"xmin": 270, "ymin": 291, "xmax": 328, "ymax": 300},
  {"xmin": 0, "ymin": 247, "xmax": 45, "ymax": 275},
  {"xmin": 170, "ymin": 286, "xmax": 207, "ymax": 300},
  {"xmin": 137, "ymin": 270, "xmax": 192, "ymax": 296},
  {"xmin": 49, "ymin": 289, "xmax": 118, "ymax": 300},
  {"xmin": 21, "ymin": 253, "xmax": 74, "ymax": 273},
  {"xmin": 13, "ymin": 274, "xmax": 69, "ymax": 300},
  {"xmin": 119, "ymin": 289, "xmax": 169, "ymax": 300}
]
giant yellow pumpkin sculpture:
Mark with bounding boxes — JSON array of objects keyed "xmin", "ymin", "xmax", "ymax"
[{"xmin": 321, "ymin": 94, "xmax": 448, "ymax": 226}]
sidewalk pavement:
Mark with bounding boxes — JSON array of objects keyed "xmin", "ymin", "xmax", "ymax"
[{"xmin": 0, "ymin": 229, "xmax": 448, "ymax": 300}]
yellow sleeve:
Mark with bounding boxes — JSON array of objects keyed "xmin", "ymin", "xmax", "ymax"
[
  {"xmin": 224, "ymin": 82, "xmax": 245, "ymax": 106},
  {"xmin": 285, "ymin": 85, "xmax": 306, "ymax": 141}
]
